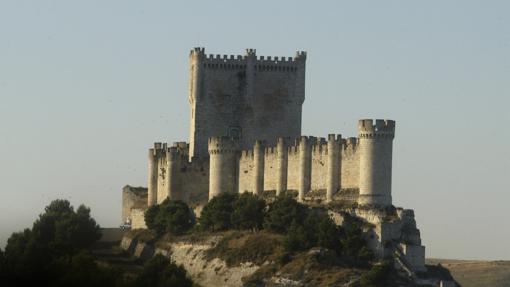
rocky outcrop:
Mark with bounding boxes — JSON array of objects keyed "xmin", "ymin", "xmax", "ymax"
[{"xmin": 121, "ymin": 234, "xmax": 261, "ymax": 287}]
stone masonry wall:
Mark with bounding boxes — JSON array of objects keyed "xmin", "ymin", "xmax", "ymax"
[
  {"xmin": 188, "ymin": 48, "xmax": 306, "ymax": 159},
  {"xmin": 311, "ymin": 140, "xmax": 328, "ymax": 191},
  {"xmin": 237, "ymin": 136, "xmax": 360, "ymax": 195},
  {"xmin": 131, "ymin": 208, "xmax": 147, "ymax": 229},
  {"xmin": 122, "ymin": 185, "xmax": 147, "ymax": 224},
  {"xmin": 341, "ymin": 138, "xmax": 360, "ymax": 189}
]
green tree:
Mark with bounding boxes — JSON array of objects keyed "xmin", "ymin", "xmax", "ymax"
[
  {"xmin": 134, "ymin": 254, "xmax": 192, "ymax": 287},
  {"xmin": 263, "ymin": 195, "xmax": 308, "ymax": 234},
  {"xmin": 199, "ymin": 192, "xmax": 238, "ymax": 231},
  {"xmin": 51, "ymin": 205, "xmax": 102, "ymax": 258},
  {"xmin": 2, "ymin": 199, "xmax": 102, "ymax": 285},
  {"xmin": 144, "ymin": 204, "xmax": 160, "ymax": 231},
  {"xmin": 232, "ymin": 192, "xmax": 266, "ymax": 231},
  {"xmin": 0, "ymin": 248, "xmax": 5, "ymax": 282},
  {"xmin": 145, "ymin": 199, "xmax": 195, "ymax": 235}
]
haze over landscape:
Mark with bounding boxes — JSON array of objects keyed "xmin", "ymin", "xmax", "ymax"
[{"xmin": 1, "ymin": 0, "xmax": 509, "ymax": 261}]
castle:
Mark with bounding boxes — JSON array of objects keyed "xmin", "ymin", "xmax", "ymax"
[{"xmin": 122, "ymin": 48, "xmax": 428, "ymax": 276}]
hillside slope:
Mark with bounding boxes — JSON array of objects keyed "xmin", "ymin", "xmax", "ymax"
[{"xmin": 427, "ymin": 259, "xmax": 510, "ymax": 287}]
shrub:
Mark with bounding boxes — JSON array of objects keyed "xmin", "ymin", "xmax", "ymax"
[
  {"xmin": 232, "ymin": 192, "xmax": 266, "ymax": 230},
  {"xmin": 263, "ymin": 195, "xmax": 308, "ymax": 234},
  {"xmin": 340, "ymin": 215, "xmax": 374, "ymax": 267},
  {"xmin": 359, "ymin": 260, "xmax": 393, "ymax": 287},
  {"xmin": 144, "ymin": 199, "xmax": 194, "ymax": 235},
  {"xmin": 134, "ymin": 254, "xmax": 192, "ymax": 287},
  {"xmin": 316, "ymin": 214, "xmax": 342, "ymax": 255},
  {"xmin": 199, "ymin": 192, "xmax": 238, "ymax": 231},
  {"xmin": 283, "ymin": 210, "xmax": 342, "ymax": 254},
  {"xmin": 283, "ymin": 220, "xmax": 309, "ymax": 252},
  {"xmin": 144, "ymin": 204, "xmax": 160, "ymax": 231},
  {"xmin": 49, "ymin": 251, "xmax": 124, "ymax": 287}
]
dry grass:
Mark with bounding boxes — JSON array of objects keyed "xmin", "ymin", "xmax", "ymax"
[
  {"xmin": 427, "ymin": 259, "xmax": 510, "ymax": 287},
  {"xmin": 205, "ymin": 230, "xmax": 285, "ymax": 267},
  {"xmin": 244, "ymin": 250, "xmax": 363, "ymax": 287}
]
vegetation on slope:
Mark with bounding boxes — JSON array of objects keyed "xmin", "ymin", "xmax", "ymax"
[
  {"xmin": 0, "ymin": 199, "xmax": 193, "ymax": 287},
  {"xmin": 139, "ymin": 192, "xmax": 387, "ymax": 286}
]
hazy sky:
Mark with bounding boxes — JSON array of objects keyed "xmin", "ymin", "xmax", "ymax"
[{"xmin": 1, "ymin": 1, "xmax": 509, "ymax": 260}]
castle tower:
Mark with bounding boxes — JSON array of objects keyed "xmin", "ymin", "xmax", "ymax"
[
  {"xmin": 358, "ymin": 119, "xmax": 395, "ymax": 206},
  {"xmin": 164, "ymin": 147, "xmax": 180, "ymax": 200},
  {"xmin": 276, "ymin": 137, "xmax": 288, "ymax": 195},
  {"xmin": 147, "ymin": 144, "xmax": 159, "ymax": 206},
  {"xmin": 326, "ymin": 134, "xmax": 342, "ymax": 202},
  {"xmin": 188, "ymin": 47, "xmax": 306, "ymax": 160},
  {"xmin": 253, "ymin": 140, "xmax": 265, "ymax": 196},
  {"xmin": 298, "ymin": 136, "xmax": 312, "ymax": 201},
  {"xmin": 208, "ymin": 137, "xmax": 239, "ymax": 199}
]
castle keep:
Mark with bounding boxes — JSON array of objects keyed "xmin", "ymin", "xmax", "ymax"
[
  {"xmin": 123, "ymin": 47, "xmax": 427, "ymax": 274},
  {"xmin": 188, "ymin": 48, "xmax": 306, "ymax": 159}
]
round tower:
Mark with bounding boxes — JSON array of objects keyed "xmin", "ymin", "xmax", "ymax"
[
  {"xmin": 165, "ymin": 147, "xmax": 179, "ymax": 200},
  {"xmin": 298, "ymin": 136, "xmax": 312, "ymax": 201},
  {"xmin": 253, "ymin": 140, "xmax": 265, "ymax": 196},
  {"xmin": 147, "ymin": 146, "xmax": 158, "ymax": 206},
  {"xmin": 358, "ymin": 119, "xmax": 396, "ymax": 206},
  {"xmin": 326, "ymin": 134, "xmax": 341, "ymax": 202},
  {"xmin": 208, "ymin": 137, "xmax": 239, "ymax": 200},
  {"xmin": 276, "ymin": 137, "xmax": 288, "ymax": 195}
]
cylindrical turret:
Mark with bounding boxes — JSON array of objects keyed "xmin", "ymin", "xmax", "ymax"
[
  {"xmin": 276, "ymin": 137, "xmax": 288, "ymax": 195},
  {"xmin": 358, "ymin": 119, "xmax": 395, "ymax": 206},
  {"xmin": 253, "ymin": 140, "xmax": 265, "ymax": 196},
  {"xmin": 208, "ymin": 137, "xmax": 239, "ymax": 200},
  {"xmin": 147, "ymin": 146, "xmax": 158, "ymax": 206},
  {"xmin": 326, "ymin": 134, "xmax": 341, "ymax": 202},
  {"xmin": 165, "ymin": 147, "xmax": 179, "ymax": 200},
  {"xmin": 298, "ymin": 136, "xmax": 312, "ymax": 201}
]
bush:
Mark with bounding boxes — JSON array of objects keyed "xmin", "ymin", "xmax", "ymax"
[
  {"xmin": 316, "ymin": 213, "xmax": 342, "ymax": 255},
  {"xmin": 283, "ymin": 209, "xmax": 342, "ymax": 254},
  {"xmin": 134, "ymin": 254, "xmax": 192, "ymax": 287},
  {"xmin": 144, "ymin": 199, "xmax": 194, "ymax": 235},
  {"xmin": 49, "ymin": 251, "xmax": 124, "ymax": 287},
  {"xmin": 232, "ymin": 193, "xmax": 266, "ymax": 231},
  {"xmin": 263, "ymin": 195, "xmax": 308, "ymax": 234},
  {"xmin": 283, "ymin": 220, "xmax": 309, "ymax": 252},
  {"xmin": 340, "ymin": 215, "xmax": 374, "ymax": 266},
  {"xmin": 359, "ymin": 260, "xmax": 393, "ymax": 287},
  {"xmin": 199, "ymin": 192, "xmax": 238, "ymax": 231},
  {"xmin": 144, "ymin": 204, "xmax": 160, "ymax": 231}
]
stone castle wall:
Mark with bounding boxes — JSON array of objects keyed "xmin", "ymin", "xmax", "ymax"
[
  {"xmin": 148, "ymin": 142, "xmax": 209, "ymax": 207},
  {"xmin": 188, "ymin": 48, "xmax": 306, "ymax": 159},
  {"xmin": 238, "ymin": 136, "xmax": 359, "ymax": 197},
  {"xmin": 146, "ymin": 119, "xmax": 394, "ymax": 207},
  {"xmin": 122, "ymin": 185, "xmax": 148, "ymax": 224}
]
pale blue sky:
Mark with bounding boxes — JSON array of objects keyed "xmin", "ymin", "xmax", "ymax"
[{"xmin": 1, "ymin": 0, "xmax": 509, "ymax": 260}]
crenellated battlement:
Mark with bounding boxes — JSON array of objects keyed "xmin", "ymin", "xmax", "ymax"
[
  {"xmin": 265, "ymin": 146, "xmax": 276, "ymax": 155},
  {"xmin": 208, "ymin": 136, "xmax": 239, "ymax": 154},
  {"xmin": 312, "ymin": 137, "xmax": 328, "ymax": 154},
  {"xmin": 191, "ymin": 47, "xmax": 306, "ymax": 71},
  {"xmin": 239, "ymin": 135, "xmax": 348, "ymax": 157},
  {"xmin": 342, "ymin": 137, "xmax": 359, "ymax": 150},
  {"xmin": 358, "ymin": 119, "xmax": 395, "ymax": 139}
]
